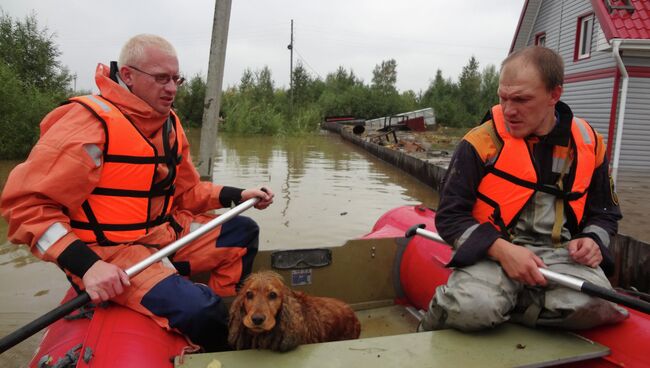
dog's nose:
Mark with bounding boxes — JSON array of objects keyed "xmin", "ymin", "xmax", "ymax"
[{"xmin": 252, "ymin": 315, "xmax": 265, "ymax": 326}]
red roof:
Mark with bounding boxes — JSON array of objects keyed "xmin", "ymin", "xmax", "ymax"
[{"xmin": 592, "ymin": 0, "xmax": 650, "ymax": 40}]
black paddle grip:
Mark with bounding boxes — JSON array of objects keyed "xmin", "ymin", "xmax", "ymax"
[
  {"xmin": 405, "ymin": 223, "xmax": 426, "ymax": 238},
  {"xmin": 582, "ymin": 282, "xmax": 650, "ymax": 314},
  {"xmin": 0, "ymin": 292, "xmax": 91, "ymax": 354}
]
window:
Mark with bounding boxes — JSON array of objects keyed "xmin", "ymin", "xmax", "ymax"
[
  {"xmin": 576, "ymin": 14, "xmax": 594, "ymax": 60},
  {"xmin": 535, "ymin": 32, "xmax": 546, "ymax": 46}
]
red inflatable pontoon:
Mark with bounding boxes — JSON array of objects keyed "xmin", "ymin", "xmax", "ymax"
[
  {"xmin": 30, "ymin": 289, "xmax": 188, "ymax": 367},
  {"xmin": 365, "ymin": 205, "xmax": 650, "ymax": 368}
]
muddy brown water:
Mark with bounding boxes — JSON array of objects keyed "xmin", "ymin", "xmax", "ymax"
[{"xmin": 0, "ymin": 131, "xmax": 438, "ymax": 366}]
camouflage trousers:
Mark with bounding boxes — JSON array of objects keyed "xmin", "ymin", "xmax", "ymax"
[{"xmin": 420, "ymin": 246, "xmax": 628, "ymax": 331}]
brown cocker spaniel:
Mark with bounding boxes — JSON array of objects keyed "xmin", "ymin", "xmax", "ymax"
[{"xmin": 228, "ymin": 271, "xmax": 361, "ymax": 352}]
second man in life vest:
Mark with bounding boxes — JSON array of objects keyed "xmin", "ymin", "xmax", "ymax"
[
  {"xmin": 0, "ymin": 34, "xmax": 274, "ymax": 351},
  {"xmin": 420, "ymin": 46, "xmax": 628, "ymax": 332}
]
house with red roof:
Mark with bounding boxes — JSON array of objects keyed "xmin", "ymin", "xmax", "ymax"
[{"xmin": 510, "ymin": 0, "xmax": 650, "ymax": 179}]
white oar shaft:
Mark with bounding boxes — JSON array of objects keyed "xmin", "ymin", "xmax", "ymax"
[
  {"xmin": 126, "ymin": 197, "xmax": 259, "ymax": 277},
  {"xmin": 538, "ymin": 268, "xmax": 584, "ymax": 290}
]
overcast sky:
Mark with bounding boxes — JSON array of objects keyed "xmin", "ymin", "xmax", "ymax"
[{"xmin": 2, "ymin": 0, "xmax": 524, "ymax": 93}]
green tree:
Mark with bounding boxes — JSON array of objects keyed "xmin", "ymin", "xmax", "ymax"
[
  {"xmin": 371, "ymin": 59, "xmax": 397, "ymax": 94},
  {"xmin": 368, "ymin": 59, "xmax": 403, "ymax": 118},
  {"xmin": 318, "ymin": 66, "xmax": 367, "ymax": 117},
  {"xmin": 422, "ymin": 69, "xmax": 462, "ymax": 126},
  {"xmin": 458, "ymin": 56, "xmax": 482, "ymax": 125},
  {"xmin": 399, "ymin": 90, "xmax": 419, "ymax": 113},
  {"xmin": 0, "ymin": 11, "xmax": 71, "ymax": 92},
  {"xmin": 174, "ymin": 73, "xmax": 206, "ymax": 127},
  {"xmin": 479, "ymin": 64, "xmax": 500, "ymax": 113},
  {"xmin": 253, "ymin": 66, "xmax": 274, "ymax": 103},
  {"xmin": 290, "ymin": 61, "xmax": 313, "ymax": 105},
  {"xmin": 0, "ymin": 11, "xmax": 72, "ymax": 158},
  {"xmin": 326, "ymin": 66, "xmax": 362, "ymax": 92},
  {"xmin": 0, "ymin": 62, "xmax": 56, "ymax": 158},
  {"xmin": 239, "ymin": 68, "xmax": 254, "ymax": 94}
]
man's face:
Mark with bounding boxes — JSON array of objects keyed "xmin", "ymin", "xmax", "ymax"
[
  {"xmin": 497, "ymin": 61, "xmax": 562, "ymax": 138},
  {"xmin": 120, "ymin": 47, "xmax": 180, "ymax": 115}
]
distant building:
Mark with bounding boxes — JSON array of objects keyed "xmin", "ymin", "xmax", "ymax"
[{"xmin": 510, "ymin": 0, "xmax": 650, "ymax": 176}]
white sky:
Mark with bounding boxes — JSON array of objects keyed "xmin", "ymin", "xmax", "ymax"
[{"xmin": 1, "ymin": 0, "xmax": 524, "ymax": 93}]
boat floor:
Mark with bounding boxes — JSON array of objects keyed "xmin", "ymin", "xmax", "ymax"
[{"xmin": 174, "ymin": 305, "xmax": 609, "ymax": 368}]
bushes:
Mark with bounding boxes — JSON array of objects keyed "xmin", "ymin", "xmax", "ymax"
[
  {"xmin": 0, "ymin": 11, "xmax": 71, "ymax": 159},
  {"xmin": 215, "ymin": 67, "xmax": 322, "ymax": 136},
  {"xmin": 174, "ymin": 74, "xmax": 207, "ymax": 128},
  {"xmin": 221, "ymin": 97, "xmax": 284, "ymax": 135},
  {"xmin": 283, "ymin": 104, "xmax": 322, "ymax": 135},
  {"xmin": 0, "ymin": 59, "xmax": 59, "ymax": 158}
]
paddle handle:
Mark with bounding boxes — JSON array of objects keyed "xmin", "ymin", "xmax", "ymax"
[
  {"xmin": 125, "ymin": 197, "xmax": 259, "ymax": 276},
  {"xmin": 539, "ymin": 268, "xmax": 650, "ymax": 314},
  {"xmin": 0, "ymin": 197, "xmax": 260, "ymax": 354},
  {"xmin": 407, "ymin": 224, "xmax": 650, "ymax": 315}
]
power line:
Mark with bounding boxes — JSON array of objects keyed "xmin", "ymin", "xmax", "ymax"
[{"xmin": 294, "ymin": 49, "xmax": 321, "ymax": 79}]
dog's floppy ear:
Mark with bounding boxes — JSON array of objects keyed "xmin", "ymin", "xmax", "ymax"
[
  {"xmin": 275, "ymin": 289, "xmax": 305, "ymax": 352},
  {"xmin": 228, "ymin": 291, "xmax": 248, "ymax": 349}
]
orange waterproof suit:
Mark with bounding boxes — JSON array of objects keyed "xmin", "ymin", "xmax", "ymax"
[{"xmin": 0, "ymin": 64, "xmax": 258, "ymax": 349}]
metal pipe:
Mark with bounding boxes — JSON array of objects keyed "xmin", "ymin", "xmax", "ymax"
[{"xmin": 611, "ymin": 39, "xmax": 629, "ymax": 186}]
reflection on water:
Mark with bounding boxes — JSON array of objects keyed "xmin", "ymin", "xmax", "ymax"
[
  {"xmin": 0, "ymin": 130, "xmax": 438, "ymax": 366},
  {"xmin": 0, "ymin": 132, "xmax": 438, "ymax": 249},
  {"xmin": 208, "ymin": 131, "xmax": 438, "ymax": 250}
]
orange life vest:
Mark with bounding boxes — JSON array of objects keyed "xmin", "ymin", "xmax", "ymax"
[
  {"xmin": 472, "ymin": 104, "xmax": 596, "ymax": 235},
  {"xmin": 67, "ymin": 95, "xmax": 184, "ymax": 245}
]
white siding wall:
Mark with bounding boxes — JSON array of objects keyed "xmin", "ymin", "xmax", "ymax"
[
  {"xmin": 530, "ymin": 0, "xmax": 615, "ymax": 74},
  {"xmin": 562, "ymin": 78, "xmax": 615, "ymax": 141}
]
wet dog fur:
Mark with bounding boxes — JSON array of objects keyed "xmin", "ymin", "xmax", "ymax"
[{"xmin": 228, "ymin": 271, "xmax": 361, "ymax": 351}]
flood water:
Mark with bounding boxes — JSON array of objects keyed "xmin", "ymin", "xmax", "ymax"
[{"xmin": 0, "ymin": 130, "xmax": 438, "ymax": 366}]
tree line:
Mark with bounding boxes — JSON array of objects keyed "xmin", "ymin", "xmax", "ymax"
[
  {"xmin": 0, "ymin": 11, "xmax": 73, "ymax": 159},
  {"xmin": 1, "ymin": 11, "xmax": 501, "ymax": 160},
  {"xmin": 177, "ymin": 57, "xmax": 500, "ymax": 136}
]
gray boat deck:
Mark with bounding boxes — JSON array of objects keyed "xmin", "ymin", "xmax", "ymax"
[{"xmin": 175, "ymin": 305, "xmax": 608, "ymax": 368}]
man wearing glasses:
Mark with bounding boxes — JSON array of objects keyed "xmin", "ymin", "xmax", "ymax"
[{"xmin": 1, "ymin": 34, "xmax": 274, "ymax": 351}]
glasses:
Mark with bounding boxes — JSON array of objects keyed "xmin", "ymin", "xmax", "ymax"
[{"xmin": 127, "ymin": 65, "xmax": 185, "ymax": 86}]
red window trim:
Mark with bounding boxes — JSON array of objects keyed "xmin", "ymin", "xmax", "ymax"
[
  {"xmin": 535, "ymin": 32, "xmax": 547, "ymax": 46},
  {"xmin": 574, "ymin": 12, "xmax": 594, "ymax": 62}
]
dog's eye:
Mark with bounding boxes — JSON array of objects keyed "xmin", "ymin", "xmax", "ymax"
[
  {"xmin": 246, "ymin": 291, "xmax": 254, "ymax": 299},
  {"xmin": 269, "ymin": 291, "xmax": 277, "ymax": 299}
]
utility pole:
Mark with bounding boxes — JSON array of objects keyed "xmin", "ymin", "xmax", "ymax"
[
  {"xmin": 198, "ymin": 0, "xmax": 232, "ymax": 179},
  {"xmin": 287, "ymin": 19, "xmax": 294, "ymax": 114}
]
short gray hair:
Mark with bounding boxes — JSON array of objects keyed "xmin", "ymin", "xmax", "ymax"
[{"xmin": 118, "ymin": 34, "xmax": 177, "ymax": 67}]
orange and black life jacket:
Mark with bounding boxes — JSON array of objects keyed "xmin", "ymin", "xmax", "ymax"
[
  {"xmin": 67, "ymin": 95, "xmax": 184, "ymax": 245},
  {"xmin": 471, "ymin": 104, "xmax": 597, "ymax": 236}
]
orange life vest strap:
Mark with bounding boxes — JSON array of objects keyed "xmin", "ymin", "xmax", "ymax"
[
  {"xmin": 471, "ymin": 105, "xmax": 597, "ymax": 235},
  {"xmin": 67, "ymin": 95, "xmax": 183, "ymax": 245}
]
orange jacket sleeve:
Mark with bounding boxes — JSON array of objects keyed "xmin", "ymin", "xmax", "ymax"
[{"xmin": 0, "ymin": 103, "xmax": 104, "ymax": 274}]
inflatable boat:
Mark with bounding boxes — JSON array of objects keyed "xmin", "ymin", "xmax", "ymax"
[{"xmin": 29, "ymin": 205, "xmax": 650, "ymax": 367}]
